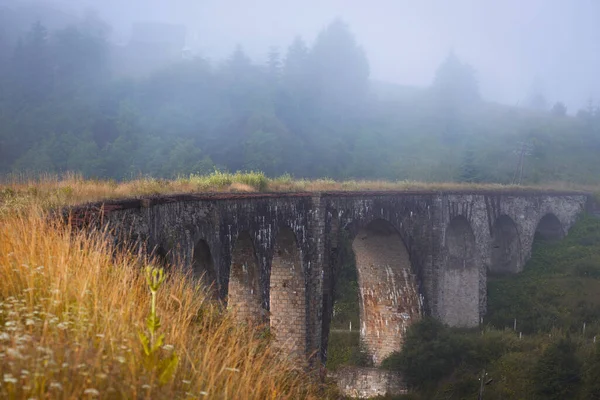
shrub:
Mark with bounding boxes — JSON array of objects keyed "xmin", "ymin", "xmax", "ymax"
[
  {"xmin": 533, "ymin": 338, "xmax": 582, "ymax": 400},
  {"xmin": 381, "ymin": 318, "xmax": 474, "ymax": 390}
]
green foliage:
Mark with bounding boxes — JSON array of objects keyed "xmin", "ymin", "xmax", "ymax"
[
  {"xmin": 486, "ymin": 213, "xmax": 600, "ymax": 334},
  {"xmin": 583, "ymin": 342, "xmax": 600, "ymax": 399},
  {"xmin": 325, "ymin": 331, "xmax": 372, "ymax": 371},
  {"xmin": 459, "ymin": 146, "xmax": 481, "ymax": 183},
  {"xmin": 533, "ymin": 338, "xmax": 581, "ymax": 399},
  {"xmin": 381, "ymin": 318, "xmax": 474, "ymax": 389},
  {"xmin": 326, "ymin": 233, "xmax": 363, "ymax": 371},
  {"xmin": 184, "ymin": 170, "xmax": 268, "ymax": 191},
  {"xmin": 2, "ymin": 16, "xmax": 600, "ymax": 184},
  {"xmin": 393, "ymin": 214, "xmax": 600, "ymax": 399},
  {"xmin": 330, "ymin": 234, "xmax": 360, "ymax": 330},
  {"xmin": 139, "ymin": 266, "xmax": 179, "ymax": 386}
]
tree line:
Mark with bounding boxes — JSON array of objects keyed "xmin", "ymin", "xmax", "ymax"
[{"xmin": 1, "ymin": 15, "xmax": 599, "ymax": 183}]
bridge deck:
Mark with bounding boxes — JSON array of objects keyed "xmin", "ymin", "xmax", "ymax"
[{"xmin": 65, "ymin": 189, "xmax": 591, "ymax": 212}]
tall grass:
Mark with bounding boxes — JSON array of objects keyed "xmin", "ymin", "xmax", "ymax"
[
  {"xmin": 1, "ymin": 171, "xmax": 594, "ymax": 219},
  {"xmin": 0, "ymin": 205, "xmax": 334, "ymax": 399}
]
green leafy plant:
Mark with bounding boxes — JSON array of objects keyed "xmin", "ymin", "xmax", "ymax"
[{"xmin": 139, "ymin": 266, "xmax": 179, "ymax": 385}]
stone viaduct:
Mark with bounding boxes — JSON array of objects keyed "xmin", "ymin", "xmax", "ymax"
[{"xmin": 68, "ymin": 190, "xmax": 591, "ymax": 365}]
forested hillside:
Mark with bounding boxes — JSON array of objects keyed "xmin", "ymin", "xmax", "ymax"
[{"xmin": 1, "ymin": 11, "xmax": 600, "ymax": 183}]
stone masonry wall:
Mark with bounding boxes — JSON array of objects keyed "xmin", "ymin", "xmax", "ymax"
[
  {"xmin": 441, "ymin": 216, "xmax": 479, "ymax": 327},
  {"xmin": 352, "ymin": 220, "xmax": 421, "ymax": 365},
  {"xmin": 333, "ymin": 367, "xmax": 406, "ymax": 398},
  {"xmin": 228, "ymin": 232, "xmax": 263, "ymax": 324},
  {"xmin": 270, "ymin": 227, "xmax": 307, "ymax": 357}
]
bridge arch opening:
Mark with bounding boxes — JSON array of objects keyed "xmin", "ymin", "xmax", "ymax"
[
  {"xmin": 323, "ymin": 227, "xmax": 362, "ymax": 367},
  {"xmin": 228, "ymin": 232, "xmax": 263, "ymax": 324},
  {"xmin": 270, "ymin": 226, "xmax": 306, "ymax": 356},
  {"xmin": 192, "ymin": 239, "xmax": 217, "ymax": 294},
  {"xmin": 351, "ymin": 219, "xmax": 421, "ymax": 366},
  {"xmin": 490, "ymin": 215, "xmax": 521, "ymax": 275},
  {"xmin": 443, "ymin": 216, "xmax": 479, "ymax": 327},
  {"xmin": 535, "ymin": 213, "xmax": 564, "ymax": 242}
]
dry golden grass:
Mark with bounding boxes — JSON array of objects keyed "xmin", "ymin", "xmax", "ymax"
[
  {"xmin": 0, "ymin": 203, "xmax": 336, "ymax": 399},
  {"xmin": 0, "ymin": 172, "xmax": 595, "ymax": 217}
]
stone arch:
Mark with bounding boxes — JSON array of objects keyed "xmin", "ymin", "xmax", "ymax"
[
  {"xmin": 535, "ymin": 213, "xmax": 564, "ymax": 241},
  {"xmin": 270, "ymin": 226, "xmax": 306, "ymax": 356},
  {"xmin": 442, "ymin": 216, "xmax": 479, "ymax": 327},
  {"xmin": 351, "ymin": 218, "xmax": 421, "ymax": 365},
  {"xmin": 228, "ymin": 232, "xmax": 264, "ymax": 324},
  {"xmin": 490, "ymin": 215, "xmax": 522, "ymax": 274},
  {"xmin": 192, "ymin": 239, "xmax": 217, "ymax": 293}
]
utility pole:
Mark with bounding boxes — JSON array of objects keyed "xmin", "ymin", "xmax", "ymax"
[{"xmin": 478, "ymin": 369, "xmax": 493, "ymax": 400}]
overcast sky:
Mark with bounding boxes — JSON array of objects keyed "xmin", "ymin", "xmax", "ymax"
[{"xmin": 45, "ymin": 0, "xmax": 600, "ymax": 110}]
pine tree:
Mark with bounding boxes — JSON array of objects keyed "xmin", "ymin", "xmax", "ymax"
[
  {"xmin": 267, "ymin": 45, "xmax": 281, "ymax": 81},
  {"xmin": 460, "ymin": 146, "xmax": 479, "ymax": 183}
]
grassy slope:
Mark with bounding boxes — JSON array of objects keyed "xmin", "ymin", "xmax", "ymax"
[
  {"xmin": 388, "ymin": 213, "xmax": 600, "ymax": 400},
  {"xmin": 487, "ymin": 213, "xmax": 600, "ymax": 336},
  {"xmin": 0, "ymin": 171, "xmax": 595, "ymax": 216},
  {"xmin": 0, "ymin": 182, "xmax": 337, "ymax": 399}
]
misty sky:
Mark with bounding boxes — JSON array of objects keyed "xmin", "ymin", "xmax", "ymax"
[{"xmin": 44, "ymin": 0, "xmax": 600, "ymax": 110}]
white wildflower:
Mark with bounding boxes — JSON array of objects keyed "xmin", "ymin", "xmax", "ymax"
[
  {"xmin": 162, "ymin": 344, "xmax": 174, "ymax": 351},
  {"xmin": 17, "ymin": 334, "xmax": 32, "ymax": 343},
  {"xmin": 116, "ymin": 356, "xmax": 126, "ymax": 364},
  {"xmin": 6, "ymin": 348, "xmax": 23, "ymax": 359},
  {"xmin": 0, "ymin": 332, "xmax": 10, "ymax": 341},
  {"xmin": 49, "ymin": 382, "xmax": 63, "ymax": 391},
  {"xmin": 3, "ymin": 374, "xmax": 16, "ymax": 384},
  {"xmin": 36, "ymin": 346, "xmax": 53, "ymax": 356},
  {"xmin": 83, "ymin": 388, "xmax": 99, "ymax": 396}
]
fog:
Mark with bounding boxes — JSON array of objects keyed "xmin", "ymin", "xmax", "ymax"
[
  {"xmin": 1, "ymin": 0, "xmax": 600, "ymax": 183},
  {"xmin": 39, "ymin": 0, "xmax": 600, "ymax": 110}
]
